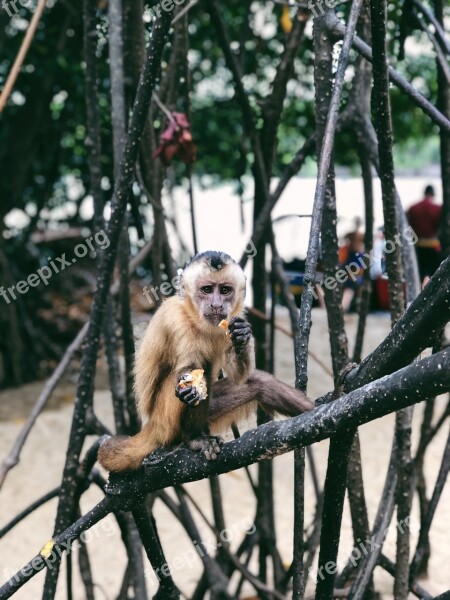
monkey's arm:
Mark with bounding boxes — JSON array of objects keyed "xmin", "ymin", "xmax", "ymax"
[
  {"xmin": 224, "ymin": 316, "xmax": 255, "ymax": 384},
  {"xmin": 134, "ymin": 298, "xmax": 184, "ymax": 419},
  {"xmin": 174, "ymin": 368, "xmax": 224, "ymax": 460}
]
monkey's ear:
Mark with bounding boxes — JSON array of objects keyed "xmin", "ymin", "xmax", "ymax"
[{"xmin": 177, "ymin": 268, "xmax": 186, "ymax": 297}]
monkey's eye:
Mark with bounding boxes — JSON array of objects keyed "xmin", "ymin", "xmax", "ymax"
[
  {"xmin": 201, "ymin": 286, "xmax": 213, "ymax": 294},
  {"xmin": 220, "ymin": 286, "xmax": 232, "ymax": 295}
]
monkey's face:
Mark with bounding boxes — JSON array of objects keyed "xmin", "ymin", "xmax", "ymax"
[{"xmin": 195, "ymin": 281, "xmax": 236, "ymax": 326}]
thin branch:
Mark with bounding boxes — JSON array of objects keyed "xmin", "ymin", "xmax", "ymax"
[
  {"xmin": 0, "ymin": 0, "xmax": 48, "ymax": 112},
  {"xmin": 240, "ymin": 134, "xmax": 317, "ymax": 269},
  {"xmin": 411, "ymin": 0, "xmax": 450, "ymax": 54},
  {"xmin": 295, "ymin": 0, "xmax": 364, "ymax": 392},
  {"xmin": 0, "ymin": 487, "xmax": 60, "ymax": 538},
  {"xmin": 326, "ymin": 13, "xmax": 450, "ymax": 133},
  {"xmin": 378, "ymin": 554, "xmax": 434, "ymax": 600},
  {"xmin": 343, "ymin": 257, "xmax": 450, "ymax": 394},
  {"xmin": 409, "ymin": 427, "xmax": 450, "ymax": 581},
  {"xmin": 0, "ymin": 497, "xmax": 116, "ymax": 599},
  {"xmin": 413, "ymin": 10, "xmax": 450, "ymax": 85}
]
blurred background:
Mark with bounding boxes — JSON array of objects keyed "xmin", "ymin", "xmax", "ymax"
[
  {"xmin": 0, "ymin": 1, "xmax": 449, "ymax": 598},
  {"xmin": 0, "ymin": 0, "xmax": 447, "ymax": 387}
]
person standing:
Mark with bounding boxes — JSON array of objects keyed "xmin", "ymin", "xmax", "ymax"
[{"xmin": 407, "ymin": 185, "xmax": 442, "ymax": 282}]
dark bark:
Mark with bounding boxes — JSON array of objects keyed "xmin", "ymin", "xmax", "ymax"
[
  {"xmin": 308, "ymin": 5, "xmax": 364, "ymax": 599},
  {"xmin": 175, "ymin": 489, "xmax": 233, "ymax": 599},
  {"xmin": 292, "ymin": 447, "xmax": 306, "ymax": 600},
  {"xmin": 435, "ymin": 0, "xmax": 450, "ymax": 256},
  {"xmin": 132, "ymin": 504, "xmax": 180, "ymax": 599},
  {"xmin": 370, "ymin": 2, "xmax": 412, "ymax": 596},
  {"xmin": 410, "ymin": 428, "xmax": 450, "ymax": 582},
  {"xmin": 83, "ymin": 0, "xmax": 103, "ymax": 231},
  {"xmin": 240, "ymin": 134, "xmax": 317, "ymax": 269},
  {"xmin": 108, "ymin": 0, "xmax": 139, "ymax": 434},
  {"xmin": 353, "ymin": 149, "xmax": 374, "ymax": 363},
  {"xmin": 378, "ymin": 554, "xmax": 434, "ymax": 600},
  {"xmin": 294, "ymin": 0, "xmax": 363, "ymax": 392},
  {"xmin": 41, "ymin": 11, "xmax": 173, "ymax": 598},
  {"xmin": 327, "ymin": 13, "xmax": 450, "ymax": 133}
]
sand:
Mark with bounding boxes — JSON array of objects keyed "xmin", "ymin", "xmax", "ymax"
[{"xmin": 0, "ymin": 308, "xmax": 448, "ymax": 599}]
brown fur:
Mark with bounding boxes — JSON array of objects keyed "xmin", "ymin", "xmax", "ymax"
[
  {"xmin": 98, "ymin": 255, "xmax": 312, "ymax": 473},
  {"xmin": 98, "ymin": 258, "xmax": 251, "ymax": 472}
]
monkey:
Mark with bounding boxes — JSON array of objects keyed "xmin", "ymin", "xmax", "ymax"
[{"xmin": 98, "ymin": 251, "xmax": 312, "ymax": 472}]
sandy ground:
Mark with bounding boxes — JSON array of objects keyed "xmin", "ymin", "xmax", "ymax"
[{"xmin": 0, "ymin": 308, "xmax": 449, "ymax": 599}]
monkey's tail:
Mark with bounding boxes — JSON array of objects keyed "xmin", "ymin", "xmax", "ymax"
[{"xmin": 98, "ymin": 422, "xmax": 157, "ymax": 472}]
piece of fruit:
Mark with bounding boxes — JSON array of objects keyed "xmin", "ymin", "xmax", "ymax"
[
  {"xmin": 218, "ymin": 319, "xmax": 230, "ymax": 337},
  {"xmin": 178, "ymin": 369, "xmax": 207, "ymax": 404}
]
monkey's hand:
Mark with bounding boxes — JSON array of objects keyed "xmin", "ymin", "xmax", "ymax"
[
  {"xmin": 229, "ymin": 316, "xmax": 252, "ymax": 355},
  {"xmin": 176, "ymin": 371, "xmax": 208, "ymax": 406},
  {"xmin": 175, "ymin": 383, "xmax": 203, "ymax": 407}
]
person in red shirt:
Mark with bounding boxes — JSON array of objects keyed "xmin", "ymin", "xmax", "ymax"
[{"xmin": 407, "ymin": 185, "xmax": 442, "ymax": 281}]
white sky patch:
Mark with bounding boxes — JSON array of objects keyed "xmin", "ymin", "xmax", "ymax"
[
  {"xmin": 41, "ymin": 202, "xmax": 77, "ymax": 222},
  {"xmin": 65, "ymin": 175, "xmax": 85, "ymax": 201},
  {"xmin": 79, "ymin": 196, "xmax": 94, "ymax": 221},
  {"xmin": 52, "ymin": 90, "xmax": 68, "ymax": 105},
  {"xmin": 250, "ymin": 1, "xmax": 277, "ymax": 40},
  {"xmin": 10, "ymin": 91, "xmax": 26, "ymax": 106},
  {"xmin": 404, "ymin": 35, "xmax": 434, "ymax": 58},
  {"xmin": 4, "ymin": 209, "xmax": 30, "ymax": 229},
  {"xmin": 196, "ymin": 68, "xmax": 233, "ymax": 99}
]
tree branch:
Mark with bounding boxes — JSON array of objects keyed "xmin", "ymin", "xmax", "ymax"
[{"xmin": 326, "ymin": 13, "xmax": 450, "ymax": 133}]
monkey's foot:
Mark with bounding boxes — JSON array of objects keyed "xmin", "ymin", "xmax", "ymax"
[{"xmin": 187, "ymin": 435, "xmax": 224, "ymax": 460}]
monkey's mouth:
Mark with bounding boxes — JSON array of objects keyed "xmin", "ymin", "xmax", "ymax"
[{"xmin": 205, "ymin": 313, "xmax": 227, "ymax": 326}]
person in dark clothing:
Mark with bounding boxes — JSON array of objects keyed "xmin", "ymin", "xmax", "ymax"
[{"xmin": 407, "ymin": 185, "xmax": 442, "ymax": 281}]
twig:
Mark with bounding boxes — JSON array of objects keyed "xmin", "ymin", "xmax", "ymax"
[
  {"xmin": 0, "ymin": 487, "xmax": 60, "ymax": 538},
  {"xmin": 295, "ymin": 0, "xmax": 363, "ymax": 391},
  {"xmin": 409, "ymin": 427, "xmax": 450, "ymax": 581},
  {"xmin": 0, "ymin": 0, "xmax": 48, "ymax": 113},
  {"xmin": 246, "ymin": 305, "xmax": 334, "ymax": 378},
  {"xmin": 171, "ymin": 487, "xmax": 287, "ymax": 600},
  {"xmin": 132, "ymin": 503, "xmax": 180, "ymax": 598},
  {"xmin": 370, "ymin": 4, "xmax": 412, "ymax": 595},
  {"xmin": 326, "ymin": 13, "xmax": 450, "ymax": 133},
  {"xmin": 343, "ymin": 257, "xmax": 450, "ymax": 393},
  {"xmin": 411, "ymin": 0, "xmax": 450, "ymax": 54},
  {"xmin": 172, "ymin": 0, "xmax": 198, "ymax": 25},
  {"xmin": 412, "ymin": 10, "xmax": 450, "ymax": 84},
  {"xmin": 0, "ymin": 497, "xmax": 116, "ymax": 599},
  {"xmin": 378, "ymin": 554, "xmax": 433, "ymax": 600},
  {"xmin": 240, "ymin": 134, "xmax": 317, "ymax": 270},
  {"xmin": 0, "ymin": 322, "xmax": 88, "ymax": 490}
]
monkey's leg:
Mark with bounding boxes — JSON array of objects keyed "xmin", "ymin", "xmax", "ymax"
[
  {"xmin": 180, "ymin": 394, "xmax": 224, "ymax": 460},
  {"xmin": 209, "ymin": 369, "xmax": 313, "ymax": 431}
]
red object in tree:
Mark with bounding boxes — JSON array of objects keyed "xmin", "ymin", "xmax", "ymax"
[{"xmin": 152, "ymin": 112, "xmax": 197, "ymax": 165}]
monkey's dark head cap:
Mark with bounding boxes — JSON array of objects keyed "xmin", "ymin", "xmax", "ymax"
[
  {"xmin": 181, "ymin": 250, "xmax": 246, "ymax": 304},
  {"xmin": 189, "ymin": 250, "xmax": 235, "ymax": 272}
]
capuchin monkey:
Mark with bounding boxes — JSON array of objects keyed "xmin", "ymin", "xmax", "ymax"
[{"xmin": 98, "ymin": 251, "xmax": 312, "ymax": 472}]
